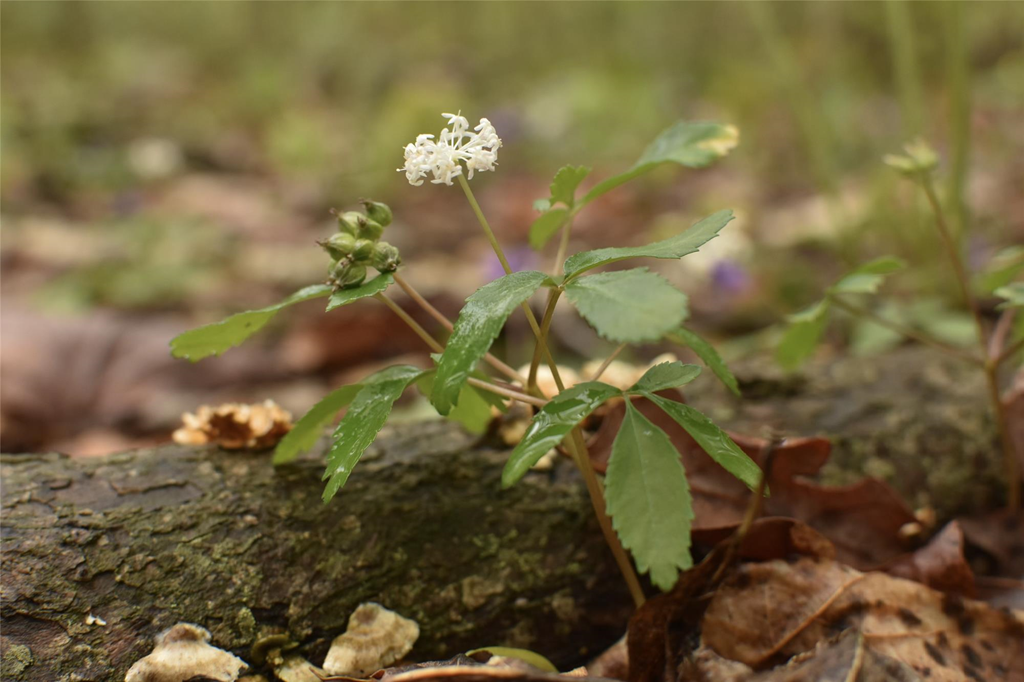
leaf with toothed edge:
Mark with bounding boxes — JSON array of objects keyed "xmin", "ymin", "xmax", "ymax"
[
  {"xmin": 628, "ymin": 361, "xmax": 702, "ymax": 394},
  {"xmin": 170, "ymin": 284, "xmax": 331, "ymax": 361},
  {"xmin": 580, "ymin": 121, "xmax": 739, "ymax": 207},
  {"xmin": 666, "ymin": 327, "xmax": 741, "ymax": 396},
  {"xmin": 646, "ymin": 393, "xmax": 762, "ymax": 492},
  {"xmin": 431, "ymin": 271, "xmax": 552, "ymax": 415},
  {"xmin": 563, "ymin": 210, "xmax": 734, "ymax": 279},
  {"xmin": 605, "ymin": 399, "xmax": 694, "ymax": 591},
  {"xmin": 322, "ymin": 365, "xmax": 425, "ymax": 502},
  {"xmin": 502, "ymin": 381, "xmax": 622, "ymax": 487},
  {"xmin": 325, "ymin": 273, "xmax": 394, "ymax": 311},
  {"xmin": 273, "ymin": 384, "xmax": 363, "ymax": 465},
  {"xmin": 564, "ymin": 268, "xmax": 689, "ymax": 343}
]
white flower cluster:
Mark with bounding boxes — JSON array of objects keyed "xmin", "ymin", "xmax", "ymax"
[{"xmin": 400, "ymin": 113, "xmax": 502, "ymax": 186}]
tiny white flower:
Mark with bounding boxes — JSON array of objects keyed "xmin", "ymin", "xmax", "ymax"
[{"xmin": 399, "ymin": 113, "xmax": 502, "ymax": 186}]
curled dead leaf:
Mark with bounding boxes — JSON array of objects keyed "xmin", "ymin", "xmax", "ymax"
[
  {"xmin": 884, "ymin": 522, "xmax": 976, "ymax": 597},
  {"xmin": 589, "ymin": 395, "xmax": 916, "ymax": 569},
  {"xmin": 173, "ymin": 399, "xmax": 292, "ymax": 450},
  {"xmin": 627, "ymin": 519, "xmax": 1024, "ymax": 682}
]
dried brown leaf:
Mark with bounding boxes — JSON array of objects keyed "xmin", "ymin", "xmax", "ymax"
[
  {"xmin": 589, "ymin": 396, "xmax": 915, "ymax": 569},
  {"xmin": 701, "ymin": 557, "xmax": 1024, "ymax": 680}
]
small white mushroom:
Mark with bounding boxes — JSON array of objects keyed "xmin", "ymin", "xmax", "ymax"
[
  {"xmin": 322, "ymin": 603, "xmax": 420, "ymax": 676},
  {"xmin": 125, "ymin": 623, "xmax": 248, "ymax": 682}
]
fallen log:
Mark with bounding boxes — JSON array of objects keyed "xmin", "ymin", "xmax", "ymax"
[
  {"xmin": 1, "ymin": 421, "xmax": 633, "ymax": 681},
  {"xmin": 0, "ymin": 347, "xmax": 1008, "ymax": 681}
]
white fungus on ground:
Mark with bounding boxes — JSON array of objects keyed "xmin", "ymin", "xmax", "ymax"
[
  {"xmin": 322, "ymin": 602, "xmax": 420, "ymax": 676},
  {"xmin": 125, "ymin": 623, "xmax": 248, "ymax": 682}
]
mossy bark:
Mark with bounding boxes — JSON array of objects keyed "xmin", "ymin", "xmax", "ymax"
[
  {"xmin": 1, "ymin": 421, "xmax": 633, "ymax": 681},
  {"xmin": 689, "ymin": 346, "xmax": 1008, "ymax": 519}
]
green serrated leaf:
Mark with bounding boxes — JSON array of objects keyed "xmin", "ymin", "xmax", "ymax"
[
  {"xmin": 417, "ymin": 372, "xmax": 495, "ymax": 435},
  {"xmin": 322, "ymin": 365, "xmax": 424, "ymax": 502},
  {"xmin": 326, "ymin": 273, "xmax": 393, "ymax": 311},
  {"xmin": 995, "ymin": 282, "xmax": 1024, "ymax": 310},
  {"xmin": 976, "ymin": 246, "xmax": 1024, "ymax": 294},
  {"xmin": 529, "ymin": 208, "xmax": 571, "ymax": 250},
  {"xmin": 549, "ymin": 165, "xmax": 591, "ymax": 207},
  {"xmin": 170, "ymin": 284, "xmax": 332, "ymax": 362},
  {"xmin": 828, "ymin": 257, "xmax": 905, "ymax": 296},
  {"xmin": 629, "ymin": 362, "xmax": 702, "ymax": 394},
  {"xmin": 432, "ymin": 271, "xmax": 551, "ymax": 415},
  {"xmin": 646, "ymin": 394, "xmax": 762, "ymax": 491},
  {"xmin": 605, "ymin": 400, "xmax": 694, "ymax": 591},
  {"xmin": 564, "ymin": 268, "xmax": 688, "ymax": 343},
  {"xmin": 273, "ymin": 384, "xmax": 363, "ymax": 465},
  {"xmin": 502, "ymin": 381, "xmax": 622, "ymax": 487},
  {"xmin": 665, "ymin": 327, "xmax": 740, "ymax": 396},
  {"xmin": 776, "ymin": 300, "xmax": 830, "ymax": 370},
  {"xmin": 582, "ymin": 121, "xmax": 738, "ymax": 206},
  {"xmin": 563, "ymin": 210, "xmax": 733, "ymax": 279}
]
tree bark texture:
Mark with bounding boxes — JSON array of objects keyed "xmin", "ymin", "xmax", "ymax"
[
  {"xmin": 0, "ymin": 346, "xmax": 1007, "ymax": 681},
  {"xmin": 1, "ymin": 420, "xmax": 633, "ymax": 681}
]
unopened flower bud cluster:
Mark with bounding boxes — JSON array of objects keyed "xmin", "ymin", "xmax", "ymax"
[
  {"xmin": 399, "ymin": 113, "xmax": 502, "ymax": 186},
  {"xmin": 322, "ymin": 200, "xmax": 402, "ymax": 289}
]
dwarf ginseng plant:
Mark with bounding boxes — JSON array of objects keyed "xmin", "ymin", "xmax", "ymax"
[{"xmin": 172, "ymin": 115, "xmax": 761, "ymax": 604}]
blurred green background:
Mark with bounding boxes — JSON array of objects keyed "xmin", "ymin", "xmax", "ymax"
[{"xmin": 2, "ymin": 1, "xmax": 1022, "ymax": 453}]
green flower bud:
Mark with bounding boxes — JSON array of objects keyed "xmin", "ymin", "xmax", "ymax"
[
  {"xmin": 372, "ymin": 241, "xmax": 402, "ymax": 272},
  {"xmin": 338, "ymin": 211, "xmax": 367, "ymax": 236},
  {"xmin": 361, "ymin": 200, "xmax": 393, "ymax": 227},
  {"xmin": 358, "ymin": 219, "xmax": 385, "ymax": 241},
  {"xmin": 352, "ymin": 238, "xmax": 375, "ymax": 261},
  {"xmin": 319, "ymin": 232, "xmax": 357, "ymax": 260},
  {"xmin": 330, "ymin": 260, "xmax": 367, "ymax": 289}
]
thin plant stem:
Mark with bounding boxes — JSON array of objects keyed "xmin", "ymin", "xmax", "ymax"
[
  {"xmin": 375, "ymin": 293, "xmax": 546, "ymax": 409},
  {"xmin": 528, "ymin": 289, "xmax": 562, "ymax": 390},
  {"xmin": 568, "ymin": 427, "xmax": 646, "ymax": 607},
  {"xmin": 552, "ymin": 217, "xmax": 574, "ymax": 275},
  {"xmin": 746, "ymin": 1, "xmax": 855, "ymax": 263},
  {"xmin": 943, "ymin": 0, "xmax": 971, "ymax": 239},
  {"xmin": 589, "ymin": 344, "xmax": 628, "ymax": 382},
  {"xmin": 457, "ymin": 174, "xmax": 645, "ymax": 604},
  {"xmin": 466, "ymin": 377, "xmax": 548, "ymax": 409},
  {"xmin": 392, "ymin": 272, "xmax": 527, "ymax": 384},
  {"xmin": 376, "ymin": 293, "xmax": 444, "ymax": 353},
  {"xmin": 829, "ymin": 296, "xmax": 982, "ymax": 365},
  {"xmin": 457, "ymin": 174, "xmax": 561, "ymax": 379},
  {"xmin": 998, "ymin": 337, "xmax": 1024, "ymax": 367},
  {"xmin": 747, "ymin": 1, "xmax": 837, "ymax": 196},
  {"xmin": 919, "ymin": 176, "xmax": 986, "ymax": 345},
  {"xmin": 885, "ymin": 0, "xmax": 924, "ymax": 139},
  {"xmin": 458, "ymin": 174, "xmax": 513, "ymax": 275},
  {"xmin": 983, "ymin": 361, "xmax": 1019, "ymax": 510},
  {"xmin": 989, "ymin": 309, "xmax": 1016, "ymax": 360},
  {"xmin": 919, "ymin": 174, "xmax": 1018, "ymax": 511}
]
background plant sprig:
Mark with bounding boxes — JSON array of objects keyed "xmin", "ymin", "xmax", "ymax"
[{"xmin": 776, "ymin": 138, "xmax": 1022, "ymax": 511}]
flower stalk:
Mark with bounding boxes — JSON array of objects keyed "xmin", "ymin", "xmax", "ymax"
[
  {"xmin": 392, "ymin": 271, "xmax": 527, "ymax": 385},
  {"xmin": 917, "ymin": 172, "xmax": 1019, "ymax": 511},
  {"xmin": 402, "ymin": 112, "xmax": 647, "ymax": 605},
  {"xmin": 375, "ymin": 293, "xmax": 546, "ymax": 410}
]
